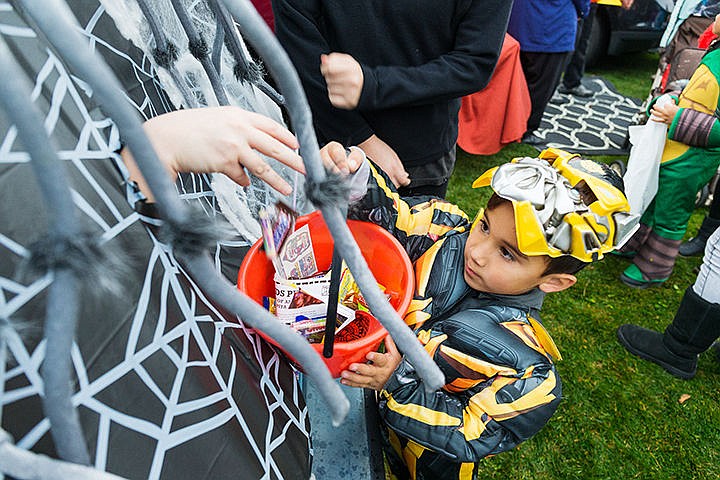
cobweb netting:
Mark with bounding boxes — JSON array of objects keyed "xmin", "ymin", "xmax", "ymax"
[{"xmin": 0, "ymin": 1, "xmax": 312, "ymax": 478}]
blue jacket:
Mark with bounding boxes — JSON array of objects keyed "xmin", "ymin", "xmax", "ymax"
[{"xmin": 508, "ymin": 0, "xmax": 591, "ymax": 53}]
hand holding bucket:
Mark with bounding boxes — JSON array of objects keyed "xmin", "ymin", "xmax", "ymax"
[{"xmin": 237, "ymin": 211, "xmax": 414, "ymax": 378}]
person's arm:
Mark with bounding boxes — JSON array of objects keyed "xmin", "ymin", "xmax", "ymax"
[
  {"xmin": 572, "ymin": 0, "xmax": 591, "ymax": 18},
  {"xmin": 666, "ymin": 107, "xmax": 720, "ymax": 147},
  {"xmin": 273, "ymin": 0, "xmax": 410, "ymax": 187},
  {"xmin": 272, "ymin": 0, "xmax": 374, "ymax": 146},
  {"xmin": 377, "ymin": 309, "xmax": 562, "ymax": 461},
  {"xmin": 120, "ymin": 107, "xmax": 304, "ymax": 202},
  {"xmin": 353, "ymin": 0, "xmax": 511, "ymax": 111}
]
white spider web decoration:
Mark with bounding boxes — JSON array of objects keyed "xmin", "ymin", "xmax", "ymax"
[{"xmin": 0, "ymin": 2, "xmax": 311, "ymax": 478}]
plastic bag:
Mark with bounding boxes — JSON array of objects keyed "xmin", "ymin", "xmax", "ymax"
[{"xmin": 623, "ymin": 94, "xmax": 674, "ymax": 215}]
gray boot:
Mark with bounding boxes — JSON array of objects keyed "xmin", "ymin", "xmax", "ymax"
[
  {"xmin": 617, "ymin": 287, "xmax": 720, "ymax": 379},
  {"xmin": 679, "ymin": 216, "xmax": 720, "ymax": 257}
]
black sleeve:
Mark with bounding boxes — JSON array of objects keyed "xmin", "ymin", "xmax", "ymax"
[
  {"xmin": 273, "ymin": 0, "xmax": 375, "ymax": 146},
  {"xmin": 356, "ymin": 0, "xmax": 511, "ymax": 110}
]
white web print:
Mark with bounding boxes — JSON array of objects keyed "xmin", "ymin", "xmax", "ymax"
[
  {"xmin": 0, "ymin": 2, "xmax": 310, "ymax": 478},
  {"xmin": 539, "ymin": 76, "xmax": 642, "ymax": 155}
]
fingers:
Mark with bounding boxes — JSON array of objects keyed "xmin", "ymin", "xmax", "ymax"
[
  {"xmin": 243, "ymin": 112, "xmax": 305, "ymax": 175},
  {"xmin": 383, "ymin": 334, "xmax": 400, "ymax": 358},
  {"xmin": 320, "ymin": 141, "xmax": 349, "ymax": 174},
  {"xmin": 391, "ymin": 169, "xmax": 411, "ymax": 187},
  {"xmin": 228, "ymin": 145, "xmax": 293, "ymax": 195},
  {"xmin": 243, "ymin": 110, "xmax": 299, "ymax": 150},
  {"xmin": 340, "ymin": 365, "xmax": 385, "ymax": 390},
  {"xmin": 346, "ymin": 146, "xmax": 366, "ymax": 174},
  {"xmin": 320, "ymin": 53, "xmax": 363, "ymax": 109},
  {"xmin": 319, "ymin": 142, "xmax": 366, "ymax": 175}
]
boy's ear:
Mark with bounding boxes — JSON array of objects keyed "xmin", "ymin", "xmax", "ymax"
[{"xmin": 538, "ymin": 273, "xmax": 577, "ymax": 293}]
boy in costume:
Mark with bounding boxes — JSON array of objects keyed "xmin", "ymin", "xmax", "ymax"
[
  {"xmin": 322, "ymin": 145, "xmax": 637, "ymax": 479},
  {"xmin": 618, "ymin": 13, "xmax": 720, "ymax": 287}
]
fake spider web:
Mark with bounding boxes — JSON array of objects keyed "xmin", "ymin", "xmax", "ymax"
[{"xmin": 0, "ymin": 2, "xmax": 311, "ymax": 478}]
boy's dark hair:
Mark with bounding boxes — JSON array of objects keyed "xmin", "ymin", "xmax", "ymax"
[{"xmin": 485, "ymin": 194, "xmax": 588, "ymax": 276}]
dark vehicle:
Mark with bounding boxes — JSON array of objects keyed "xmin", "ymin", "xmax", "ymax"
[{"xmin": 587, "ymin": 0, "xmax": 675, "ymax": 66}]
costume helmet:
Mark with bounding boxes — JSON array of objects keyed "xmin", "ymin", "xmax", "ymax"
[{"xmin": 471, "ymin": 148, "xmax": 639, "ymax": 262}]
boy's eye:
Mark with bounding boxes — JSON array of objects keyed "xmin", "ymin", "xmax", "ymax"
[
  {"xmin": 499, "ymin": 246, "xmax": 515, "ymax": 261},
  {"xmin": 479, "ymin": 218, "xmax": 489, "ymax": 233}
]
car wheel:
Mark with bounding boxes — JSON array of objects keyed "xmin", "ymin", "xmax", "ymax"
[{"xmin": 586, "ymin": 11, "xmax": 609, "ymax": 68}]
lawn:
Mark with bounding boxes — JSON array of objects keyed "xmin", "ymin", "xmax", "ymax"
[{"xmin": 446, "ymin": 51, "xmax": 720, "ymax": 480}]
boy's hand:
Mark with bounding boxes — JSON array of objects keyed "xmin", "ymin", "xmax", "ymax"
[
  {"xmin": 340, "ymin": 335, "xmax": 402, "ymax": 391},
  {"xmin": 319, "ymin": 141, "xmax": 365, "ymax": 175},
  {"xmin": 650, "ymin": 101, "xmax": 680, "ymax": 124}
]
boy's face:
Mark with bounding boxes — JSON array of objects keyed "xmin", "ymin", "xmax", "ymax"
[{"xmin": 463, "ymin": 201, "xmax": 574, "ymax": 295}]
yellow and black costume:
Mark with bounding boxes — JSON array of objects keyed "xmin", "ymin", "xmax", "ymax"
[
  {"xmin": 348, "ymin": 163, "xmax": 563, "ymax": 480},
  {"xmin": 346, "ymin": 148, "xmax": 635, "ymax": 479}
]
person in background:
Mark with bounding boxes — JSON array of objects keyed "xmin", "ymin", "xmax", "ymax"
[
  {"xmin": 558, "ymin": 0, "xmax": 635, "ymax": 98},
  {"xmin": 617, "ymin": 227, "xmax": 720, "ymax": 379},
  {"xmin": 617, "ymin": 14, "xmax": 720, "ymax": 288},
  {"xmin": 272, "ymin": 0, "xmax": 511, "ymax": 198},
  {"xmin": 659, "ymin": 0, "xmax": 720, "ymax": 72},
  {"xmin": 508, "ymin": 0, "xmax": 591, "ymax": 145},
  {"xmin": 679, "ymin": 182, "xmax": 720, "ymax": 256}
]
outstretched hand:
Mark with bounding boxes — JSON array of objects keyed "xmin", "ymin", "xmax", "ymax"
[
  {"xmin": 121, "ymin": 107, "xmax": 305, "ymax": 201},
  {"xmin": 340, "ymin": 334, "xmax": 402, "ymax": 391}
]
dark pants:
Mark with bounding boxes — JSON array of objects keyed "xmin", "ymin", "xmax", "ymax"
[
  {"xmin": 710, "ymin": 178, "xmax": 720, "ymax": 220},
  {"xmin": 563, "ymin": 4, "xmax": 597, "ymax": 89},
  {"xmin": 520, "ymin": 51, "xmax": 569, "ymax": 133},
  {"xmin": 398, "ymin": 146, "xmax": 456, "ymax": 199}
]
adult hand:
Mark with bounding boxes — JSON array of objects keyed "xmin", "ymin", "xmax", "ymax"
[
  {"xmin": 650, "ymin": 101, "xmax": 679, "ymax": 124},
  {"xmin": 340, "ymin": 335, "xmax": 402, "ymax": 391},
  {"xmin": 358, "ymin": 135, "xmax": 411, "ymax": 187},
  {"xmin": 621, "ymin": 0, "xmax": 634, "ymax": 9},
  {"xmin": 320, "ymin": 53, "xmax": 364, "ymax": 109},
  {"xmin": 121, "ymin": 107, "xmax": 304, "ymax": 201},
  {"xmin": 319, "ymin": 141, "xmax": 366, "ymax": 175}
]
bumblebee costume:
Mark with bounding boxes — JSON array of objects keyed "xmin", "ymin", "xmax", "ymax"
[{"xmin": 347, "ymin": 149, "xmax": 635, "ymax": 480}]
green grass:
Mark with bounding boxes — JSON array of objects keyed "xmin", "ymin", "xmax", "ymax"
[{"xmin": 446, "ymin": 51, "xmax": 720, "ymax": 479}]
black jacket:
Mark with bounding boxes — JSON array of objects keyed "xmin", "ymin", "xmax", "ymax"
[{"xmin": 273, "ymin": 0, "xmax": 511, "ymax": 167}]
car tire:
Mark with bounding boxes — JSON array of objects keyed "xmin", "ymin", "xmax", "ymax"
[{"xmin": 586, "ymin": 11, "xmax": 609, "ymax": 68}]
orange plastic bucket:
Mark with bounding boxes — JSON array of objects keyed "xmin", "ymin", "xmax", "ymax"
[{"xmin": 237, "ymin": 211, "xmax": 414, "ymax": 378}]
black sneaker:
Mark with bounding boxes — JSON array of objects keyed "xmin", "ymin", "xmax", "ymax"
[
  {"xmin": 558, "ymin": 84, "xmax": 593, "ymax": 97},
  {"xmin": 521, "ymin": 132, "xmax": 544, "ymax": 146},
  {"xmin": 549, "ymin": 92, "xmax": 570, "ymax": 105}
]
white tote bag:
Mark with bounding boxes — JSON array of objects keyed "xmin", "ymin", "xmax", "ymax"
[{"xmin": 623, "ymin": 94, "xmax": 674, "ymax": 216}]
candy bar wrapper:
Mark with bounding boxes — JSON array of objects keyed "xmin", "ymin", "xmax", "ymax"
[
  {"xmin": 274, "ymin": 272, "xmax": 356, "ymax": 341},
  {"xmin": 259, "ymin": 202, "xmax": 297, "ymax": 277},
  {"xmin": 279, "ymin": 224, "xmax": 318, "ymax": 280}
]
